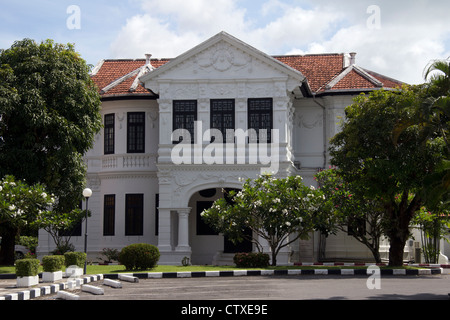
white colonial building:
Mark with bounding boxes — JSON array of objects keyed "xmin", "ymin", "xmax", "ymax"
[{"xmin": 38, "ymin": 32, "xmax": 432, "ymax": 265}]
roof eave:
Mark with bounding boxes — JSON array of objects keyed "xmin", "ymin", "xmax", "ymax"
[
  {"xmin": 100, "ymin": 93, "xmax": 158, "ymax": 101},
  {"xmin": 313, "ymin": 87, "xmax": 400, "ymax": 97}
]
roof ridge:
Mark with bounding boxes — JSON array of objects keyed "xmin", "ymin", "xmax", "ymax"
[
  {"xmin": 102, "ymin": 58, "xmax": 172, "ymax": 62},
  {"xmin": 325, "ymin": 65, "xmax": 383, "ymax": 91},
  {"xmin": 101, "ymin": 54, "xmax": 345, "ymax": 62},
  {"xmin": 272, "ymin": 53, "xmax": 344, "ymax": 58},
  {"xmin": 100, "ymin": 67, "xmax": 142, "ymax": 94}
]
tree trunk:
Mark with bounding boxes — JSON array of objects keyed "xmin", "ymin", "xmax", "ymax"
[
  {"xmin": 271, "ymin": 250, "xmax": 277, "ymax": 266},
  {"xmin": 386, "ymin": 194, "xmax": 421, "ymax": 267},
  {"xmin": 388, "ymin": 235, "xmax": 407, "ymax": 266},
  {"xmin": 369, "ymin": 246, "xmax": 381, "ymax": 264},
  {"xmin": 0, "ymin": 227, "xmax": 17, "ymax": 265}
]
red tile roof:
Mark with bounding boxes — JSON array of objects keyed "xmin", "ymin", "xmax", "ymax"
[
  {"xmin": 274, "ymin": 54, "xmax": 345, "ymax": 92},
  {"xmin": 91, "ymin": 59, "xmax": 170, "ymax": 98},
  {"xmin": 91, "ymin": 54, "xmax": 403, "ymax": 99}
]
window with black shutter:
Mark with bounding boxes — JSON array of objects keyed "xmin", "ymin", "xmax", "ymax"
[
  {"xmin": 173, "ymin": 100, "xmax": 197, "ymax": 144},
  {"xmin": 125, "ymin": 194, "xmax": 144, "ymax": 236},
  {"xmin": 127, "ymin": 112, "xmax": 145, "ymax": 153},
  {"xmin": 103, "ymin": 194, "xmax": 115, "ymax": 236},
  {"xmin": 210, "ymin": 99, "xmax": 235, "ymax": 143},
  {"xmin": 248, "ymin": 98, "xmax": 273, "ymax": 143},
  {"xmin": 104, "ymin": 113, "xmax": 115, "ymax": 155}
]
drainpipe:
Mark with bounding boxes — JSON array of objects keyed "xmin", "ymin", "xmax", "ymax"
[{"xmin": 312, "ymin": 92, "xmax": 327, "ymax": 169}]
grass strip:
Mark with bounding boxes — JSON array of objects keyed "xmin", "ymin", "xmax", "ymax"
[{"xmin": 0, "ymin": 264, "xmax": 426, "ymax": 275}]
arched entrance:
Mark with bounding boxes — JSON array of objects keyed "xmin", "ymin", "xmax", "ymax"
[{"xmin": 188, "ymin": 187, "xmax": 252, "ymax": 265}]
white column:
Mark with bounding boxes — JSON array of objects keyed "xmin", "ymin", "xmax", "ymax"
[
  {"xmin": 176, "ymin": 208, "xmax": 191, "ymax": 252},
  {"xmin": 157, "ymin": 208, "xmax": 173, "ymax": 252}
]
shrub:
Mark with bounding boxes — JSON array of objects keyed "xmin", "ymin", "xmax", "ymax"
[
  {"xmin": 42, "ymin": 255, "xmax": 65, "ymax": 272},
  {"xmin": 233, "ymin": 252, "xmax": 270, "ymax": 268},
  {"xmin": 118, "ymin": 243, "xmax": 160, "ymax": 271},
  {"xmin": 64, "ymin": 252, "xmax": 87, "ymax": 268},
  {"xmin": 100, "ymin": 248, "xmax": 120, "ymax": 263},
  {"xmin": 15, "ymin": 259, "xmax": 40, "ymax": 277},
  {"xmin": 17, "ymin": 236, "xmax": 38, "ymax": 254}
]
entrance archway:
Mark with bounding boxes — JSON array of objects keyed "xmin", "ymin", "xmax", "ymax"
[{"xmin": 188, "ymin": 187, "xmax": 252, "ymax": 265}]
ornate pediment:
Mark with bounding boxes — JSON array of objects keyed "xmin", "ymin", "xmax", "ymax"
[
  {"xmin": 193, "ymin": 41, "xmax": 253, "ymax": 73},
  {"xmin": 141, "ymin": 32, "xmax": 305, "ymax": 93}
]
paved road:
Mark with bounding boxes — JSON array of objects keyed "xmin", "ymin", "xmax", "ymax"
[
  {"xmin": 38, "ymin": 274, "xmax": 450, "ymax": 301},
  {"xmin": 28, "ymin": 274, "xmax": 449, "ymax": 318}
]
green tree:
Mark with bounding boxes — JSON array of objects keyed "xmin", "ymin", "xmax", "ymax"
[
  {"xmin": 0, "ymin": 175, "xmax": 54, "ymax": 264},
  {"xmin": 32, "ymin": 207, "xmax": 86, "ymax": 255},
  {"xmin": 315, "ymin": 168, "xmax": 386, "ymax": 263},
  {"xmin": 329, "ymin": 87, "xmax": 445, "ymax": 266},
  {"xmin": 413, "ymin": 204, "xmax": 450, "ymax": 264},
  {"xmin": 418, "ymin": 59, "xmax": 450, "ymax": 206},
  {"xmin": 201, "ymin": 175, "xmax": 323, "ymax": 266},
  {"xmin": 424, "ymin": 58, "xmax": 450, "ymax": 97},
  {"xmin": 0, "ymin": 39, "xmax": 101, "ymax": 211},
  {"xmin": 0, "ymin": 39, "xmax": 102, "ymax": 263}
]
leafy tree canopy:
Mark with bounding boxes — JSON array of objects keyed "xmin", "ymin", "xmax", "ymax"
[
  {"xmin": 201, "ymin": 174, "xmax": 324, "ymax": 266},
  {"xmin": 0, "ymin": 39, "xmax": 102, "ymax": 212},
  {"xmin": 329, "ymin": 86, "xmax": 446, "ymax": 265}
]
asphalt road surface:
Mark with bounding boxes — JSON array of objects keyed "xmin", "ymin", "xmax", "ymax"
[
  {"xmin": 37, "ymin": 274, "xmax": 450, "ymax": 300},
  {"xmin": 28, "ymin": 274, "xmax": 449, "ymax": 318}
]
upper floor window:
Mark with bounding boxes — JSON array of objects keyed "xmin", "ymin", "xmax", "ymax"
[
  {"xmin": 104, "ymin": 113, "xmax": 115, "ymax": 155},
  {"xmin": 248, "ymin": 98, "xmax": 273, "ymax": 143},
  {"xmin": 127, "ymin": 112, "xmax": 145, "ymax": 153},
  {"xmin": 173, "ymin": 100, "xmax": 197, "ymax": 144},
  {"xmin": 210, "ymin": 99, "xmax": 235, "ymax": 143}
]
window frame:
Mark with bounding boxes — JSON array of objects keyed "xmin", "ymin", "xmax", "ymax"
[
  {"xmin": 127, "ymin": 112, "xmax": 145, "ymax": 153},
  {"xmin": 103, "ymin": 194, "xmax": 115, "ymax": 236},
  {"xmin": 172, "ymin": 100, "xmax": 197, "ymax": 144},
  {"xmin": 210, "ymin": 99, "xmax": 235, "ymax": 143},
  {"xmin": 104, "ymin": 113, "xmax": 115, "ymax": 155},
  {"xmin": 247, "ymin": 98, "xmax": 273, "ymax": 143},
  {"xmin": 125, "ymin": 194, "xmax": 144, "ymax": 236}
]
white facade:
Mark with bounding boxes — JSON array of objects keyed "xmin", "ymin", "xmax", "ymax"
[{"xmin": 38, "ymin": 32, "xmax": 427, "ymax": 265}]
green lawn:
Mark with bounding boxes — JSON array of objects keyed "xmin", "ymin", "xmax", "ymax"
[{"xmin": 0, "ymin": 264, "xmax": 421, "ymax": 275}]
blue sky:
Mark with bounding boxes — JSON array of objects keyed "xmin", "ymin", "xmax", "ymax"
[{"xmin": 1, "ymin": 0, "xmax": 450, "ymax": 84}]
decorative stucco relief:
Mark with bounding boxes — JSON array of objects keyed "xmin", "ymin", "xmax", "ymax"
[
  {"xmin": 117, "ymin": 112, "xmax": 125, "ymax": 129},
  {"xmin": 193, "ymin": 42, "xmax": 253, "ymax": 74},
  {"xmin": 296, "ymin": 112, "xmax": 324, "ymax": 129},
  {"xmin": 171, "ymin": 169, "xmax": 251, "ymax": 205},
  {"xmin": 147, "ymin": 110, "xmax": 159, "ymax": 128}
]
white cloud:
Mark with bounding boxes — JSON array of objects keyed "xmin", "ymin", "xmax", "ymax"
[
  {"xmin": 110, "ymin": 0, "xmax": 344, "ymax": 58},
  {"xmin": 139, "ymin": 0, "xmax": 248, "ymax": 35},
  {"xmin": 293, "ymin": 22, "xmax": 450, "ymax": 84},
  {"xmin": 109, "ymin": 0, "xmax": 450, "ymax": 84},
  {"xmin": 111, "ymin": 14, "xmax": 203, "ymax": 58},
  {"xmin": 110, "ymin": 0, "xmax": 250, "ymax": 58},
  {"xmin": 247, "ymin": 5, "xmax": 344, "ymax": 54}
]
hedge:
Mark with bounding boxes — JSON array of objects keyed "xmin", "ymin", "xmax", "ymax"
[
  {"xmin": 64, "ymin": 252, "xmax": 87, "ymax": 268},
  {"xmin": 118, "ymin": 243, "xmax": 160, "ymax": 271},
  {"xmin": 233, "ymin": 252, "xmax": 270, "ymax": 268},
  {"xmin": 15, "ymin": 259, "xmax": 40, "ymax": 277},
  {"xmin": 42, "ymin": 255, "xmax": 65, "ymax": 272}
]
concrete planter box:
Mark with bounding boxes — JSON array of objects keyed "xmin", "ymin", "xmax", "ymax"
[
  {"xmin": 65, "ymin": 266, "xmax": 83, "ymax": 278},
  {"xmin": 16, "ymin": 275, "xmax": 39, "ymax": 288},
  {"xmin": 43, "ymin": 271, "xmax": 63, "ymax": 283}
]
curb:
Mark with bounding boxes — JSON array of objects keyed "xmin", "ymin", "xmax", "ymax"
[
  {"xmin": 0, "ymin": 274, "xmax": 103, "ymax": 301},
  {"xmin": 100, "ymin": 267, "xmax": 442, "ymax": 280},
  {"xmin": 295, "ymin": 262, "xmax": 450, "ymax": 268},
  {"xmin": 0, "ymin": 267, "xmax": 443, "ymax": 301}
]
